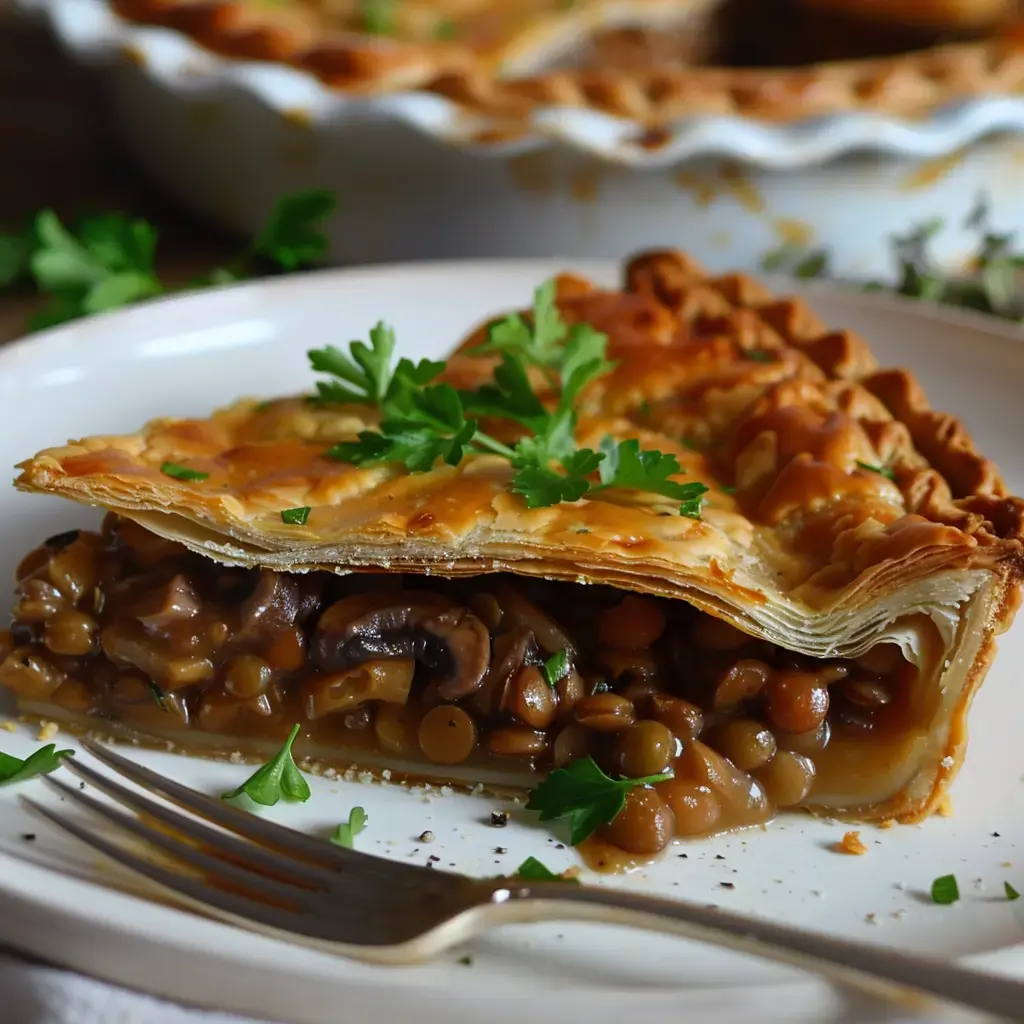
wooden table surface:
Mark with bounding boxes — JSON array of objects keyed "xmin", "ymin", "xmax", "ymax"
[{"xmin": 0, "ymin": 5, "xmax": 235, "ymax": 343}]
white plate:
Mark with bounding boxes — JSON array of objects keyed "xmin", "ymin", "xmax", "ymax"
[{"xmin": 1, "ymin": 262, "xmax": 1023, "ymax": 1024}]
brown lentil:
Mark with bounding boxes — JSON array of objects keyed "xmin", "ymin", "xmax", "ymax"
[
  {"xmin": 574, "ymin": 692, "xmax": 636, "ymax": 732},
  {"xmin": 597, "ymin": 787, "xmax": 675, "ymax": 855},
  {"xmin": 763, "ymin": 670, "xmax": 830, "ymax": 734},
  {"xmin": 612, "ymin": 721, "xmax": 676, "ymax": 778},
  {"xmin": 418, "ymin": 705, "xmax": 478, "ymax": 764}
]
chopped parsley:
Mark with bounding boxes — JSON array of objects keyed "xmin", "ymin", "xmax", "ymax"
[
  {"xmin": 221, "ymin": 724, "xmax": 310, "ymax": 807},
  {"xmin": 0, "ymin": 743, "xmax": 74, "ymax": 786},
  {"xmin": 280, "ymin": 506, "xmax": 311, "ymax": 526},
  {"xmin": 742, "ymin": 349, "xmax": 776, "ymax": 364},
  {"xmin": 541, "ymin": 649, "xmax": 570, "ymax": 687},
  {"xmin": 160, "ymin": 462, "xmax": 209, "ymax": 482},
  {"xmin": 1006, "ymin": 882, "xmax": 1020, "ymax": 902},
  {"xmin": 315, "ymin": 284, "xmax": 707, "ymax": 519},
  {"xmin": 148, "ymin": 680, "xmax": 168, "ymax": 711},
  {"xmin": 931, "ymin": 874, "xmax": 960, "ymax": 905},
  {"xmin": 330, "ymin": 807, "xmax": 368, "ymax": 848},
  {"xmin": 514, "ymin": 856, "xmax": 577, "ymax": 883},
  {"xmin": 432, "ymin": 17, "xmax": 457, "ymax": 39},
  {"xmin": 855, "ymin": 460, "xmax": 896, "ymax": 481},
  {"xmin": 359, "ymin": 0, "xmax": 397, "ymax": 34},
  {"xmin": 525, "ymin": 756, "xmax": 673, "ymax": 845}
]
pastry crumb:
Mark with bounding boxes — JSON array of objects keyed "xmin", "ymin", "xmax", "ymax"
[
  {"xmin": 0, "ymin": 721, "xmax": 16, "ymax": 733},
  {"xmin": 418, "ymin": 830, "xmax": 436, "ymax": 843},
  {"xmin": 36, "ymin": 721, "xmax": 58, "ymax": 742},
  {"xmin": 878, "ymin": 819, "xmax": 895, "ymax": 830},
  {"xmin": 940, "ymin": 756, "xmax": 955, "ymax": 769},
  {"xmin": 834, "ymin": 831, "xmax": 868, "ymax": 855},
  {"xmin": 935, "ymin": 795, "xmax": 954, "ymax": 817},
  {"xmin": 864, "ymin": 913, "xmax": 879, "ymax": 925}
]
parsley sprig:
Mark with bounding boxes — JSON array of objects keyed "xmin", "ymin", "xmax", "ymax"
[
  {"xmin": 221, "ymin": 724, "xmax": 311, "ymax": 807},
  {"xmin": 1, "ymin": 190, "xmax": 336, "ymax": 332},
  {"xmin": 313, "ymin": 284, "xmax": 708, "ymax": 517},
  {"xmin": 0, "ymin": 743, "xmax": 73, "ymax": 785},
  {"xmin": 330, "ymin": 806, "xmax": 368, "ymax": 848},
  {"xmin": 525, "ymin": 756, "xmax": 673, "ymax": 845}
]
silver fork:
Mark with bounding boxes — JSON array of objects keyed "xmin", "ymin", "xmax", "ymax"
[{"xmin": 18, "ymin": 739, "xmax": 1024, "ymax": 1023}]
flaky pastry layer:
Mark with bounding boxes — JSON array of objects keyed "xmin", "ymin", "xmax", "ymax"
[{"xmin": 14, "ymin": 248, "xmax": 1024, "ymax": 824}]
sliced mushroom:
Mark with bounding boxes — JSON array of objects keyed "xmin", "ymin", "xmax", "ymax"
[
  {"xmin": 138, "ymin": 574, "xmax": 201, "ymax": 631},
  {"xmin": 312, "ymin": 591, "xmax": 490, "ymax": 700},
  {"xmin": 241, "ymin": 571, "xmax": 324, "ymax": 632},
  {"xmin": 492, "ymin": 583, "xmax": 576, "ymax": 657},
  {"xmin": 302, "ymin": 659, "xmax": 416, "ymax": 719},
  {"xmin": 470, "ymin": 627, "xmax": 538, "ymax": 717}
]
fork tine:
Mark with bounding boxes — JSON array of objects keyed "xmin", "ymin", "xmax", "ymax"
[
  {"xmin": 79, "ymin": 739, "xmax": 420, "ymax": 879},
  {"xmin": 40, "ymin": 774, "xmax": 318, "ymax": 907},
  {"xmin": 18, "ymin": 795, "xmax": 342, "ymax": 942},
  {"xmin": 57, "ymin": 754, "xmax": 337, "ymax": 891}
]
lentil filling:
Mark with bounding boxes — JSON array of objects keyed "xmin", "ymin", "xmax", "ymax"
[{"xmin": 1, "ymin": 515, "xmax": 923, "ymax": 856}]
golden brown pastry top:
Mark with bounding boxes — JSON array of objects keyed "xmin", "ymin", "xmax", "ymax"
[
  {"xmin": 15, "ymin": 249, "xmax": 1024, "ymax": 630},
  {"xmin": 107, "ymin": 0, "xmax": 1024, "ymax": 125}
]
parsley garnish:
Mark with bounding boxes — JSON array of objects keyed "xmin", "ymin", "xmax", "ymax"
[
  {"xmin": 280, "ymin": 506, "xmax": 311, "ymax": 525},
  {"xmin": 595, "ymin": 438, "xmax": 708, "ymax": 518},
  {"xmin": 360, "ymin": 0, "xmax": 397, "ymax": 33},
  {"xmin": 541, "ymin": 649, "xmax": 570, "ymax": 687},
  {"xmin": 1006, "ymin": 882, "xmax": 1020, "ymax": 901},
  {"xmin": 432, "ymin": 17, "xmax": 457, "ymax": 38},
  {"xmin": 931, "ymin": 874, "xmax": 960, "ymax": 905},
  {"xmin": 514, "ymin": 856, "xmax": 577, "ymax": 882},
  {"xmin": 317, "ymin": 285, "xmax": 706, "ymax": 518},
  {"xmin": 0, "ymin": 744, "xmax": 74, "ymax": 785},
  {"xmin": 221, "ymin": 724, "xmax": 311, "ymax": 807},
  {"xmin": 330, "ymin": 807, "xmax": 368, "ymax": 848},
  {"xmin": 148, "ymin": 681, "xmax": 168, "ymax": 711},
  {"xmin": 160, "ymin": 461, "xmax": 209, "ymax": 482},
  {"xmin": 525, "ymin": 756, "xmax": 673, "ymax": 845},
  {"xmin": 742, "ymin": 349, "xmax": 776, "ymax": 364},
  {"xmin": 1, "ymin": 189, "xmax": 336, "ymax": 332},
  {"xmin": 855, "ymin": 460, "xmax": 896, "ymax": 481}
]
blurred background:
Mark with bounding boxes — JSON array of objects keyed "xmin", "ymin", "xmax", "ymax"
[{"xmin": 5, "ymin": 0, "xmax": 1024, "ymax": 337}]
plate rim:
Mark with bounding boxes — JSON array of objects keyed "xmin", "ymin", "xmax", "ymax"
[{"xmin": 1, "ymin": 257, "xmax": 1024, "ymax": 1022}]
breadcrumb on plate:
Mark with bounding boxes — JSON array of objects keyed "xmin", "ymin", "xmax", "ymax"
[{"xmin": 36, "ymin": 721, "xmax": 58, "ymax": 742}]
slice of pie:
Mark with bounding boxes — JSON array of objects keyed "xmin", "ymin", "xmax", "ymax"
[
  {"xmin": 106, "ymin": 0, "xmax": 1024, "ymax": 122},
  {"xmin": 4, "ymin": 248, "xmax": 1022, "ymax": 859}
]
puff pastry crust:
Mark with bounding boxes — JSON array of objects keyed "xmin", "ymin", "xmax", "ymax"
[
  {"xmin": 13, "ymin": 249, "xmax": 1024, "ymax": 826},
  {"xmin": 106, "ymin": 0, "xmax": 1024, "ymax": 124}
]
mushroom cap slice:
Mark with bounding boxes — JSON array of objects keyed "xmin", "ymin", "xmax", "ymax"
[{"xmin": 312, "ymin": 591, "xmax": 491, "ymax": 700}]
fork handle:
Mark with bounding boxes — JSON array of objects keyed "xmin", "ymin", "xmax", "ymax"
[{"xmin": 491, "ymin": 884, "xmax": 1020, "ymax": 1021}]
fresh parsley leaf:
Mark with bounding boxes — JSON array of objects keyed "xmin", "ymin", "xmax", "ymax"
[
  {"xmin": 510, "ymin": 446, "xmax": 601, "ymax": 508},
  {"xmin": 149, "ymin": 681, "xmax": 169, "ymax": 711},
  {"xmin": 793, "ymin": 251, "xmax": 829, "ymax": 279},
  {"xmin": 160, "ymin": 461, "xmax": 209, "ymax": 482},
  {"xmin": 281, "ymin": 506, "xmax": 311, "ymax": 525},
  {"xmin": 221, "ymin": 724, "xmax": 311, "ymax": 807},
  {"xmin": 0, "ymin": 228, "xmax": 32, "ymax": 287},
  {"xmin": 310, "ymin": 322, "xmax": 397, "ymax": 406},
  {"xmin": 541, "ymin": 649, "xmax": 570, "ymax": 687},
  {"xmin": 595, "ymin": 439, "xmax": 708, "ymax": 518},
  {"xmin": 742, "ymin": 349, "xmax": 776, "ymax": 363},
  {"xmin": 476, "ymin": 279, "xmax": 568, "ymax": 369},
  {"xmin": 251, "ymin": 189, "xmax": 336, "ymax": 271},
  {"xmin": 1006, "ymin": 881, "xmax": 1020, "ymax": 902},
  {"xmin": 1, "ymin": 189, "xmax": 337, "ymax": 332},
  {"xmin": 931, "ymin": 874, "xmax": 960, "ymax": 905},
  {"xmin": 360, "ymin": 0, "xmax": 397, "ymax": 34},
  {"xmin": 330, "ymin": 806, "xmax": 368, "ymax": 848},
  {"xmin": 515, "ymin": 856, "xmax": 575, "ymax": 882},
  {"xmin": 433, "ymin": 17, "xmax": 457, "ymax": 38},
  {"xmin": 0, "ymin": 744, "xmax": 74, "ymax": 785},
  {"xmin": 855, "ymin": 460, "xmax": 896, "ymax": 481},
  {"xmin": 525, "ymin": 756, "xmax": 673, "ymax": 845},
  {"xmin": 461, "ymin": 353, "xmax": 547, "ymax": 429}
]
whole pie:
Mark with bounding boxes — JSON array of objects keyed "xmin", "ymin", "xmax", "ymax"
[
  {"xmin": 3, "ymin": 248, "xmax": 1022, "ymax": 859},
  {"xmin": 107, "ymin": 0, "xmax": 1024, "ymax": 122}
]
